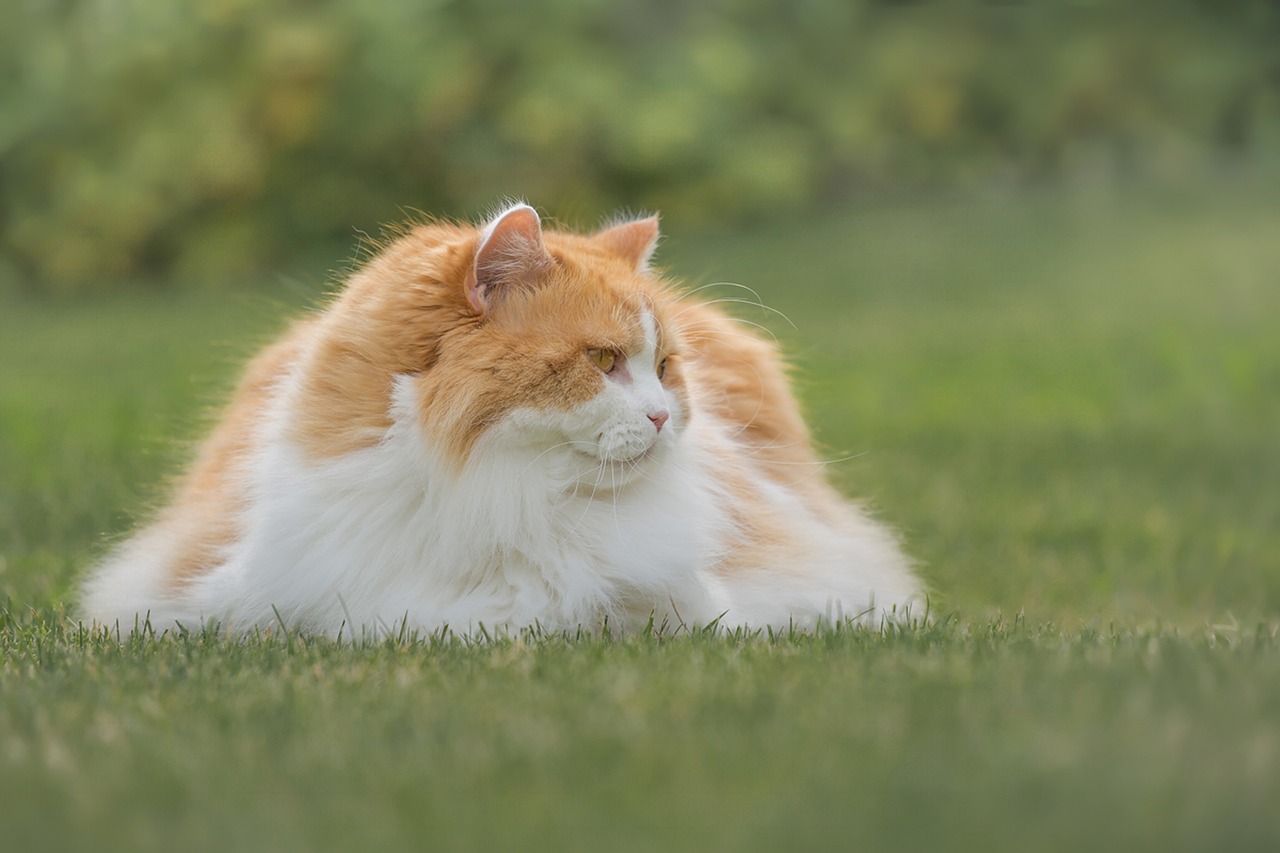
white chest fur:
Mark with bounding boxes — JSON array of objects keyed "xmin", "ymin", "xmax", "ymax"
[{"xmin": 182, "ymin": 376, "xmax": 730, "ymax": 636}]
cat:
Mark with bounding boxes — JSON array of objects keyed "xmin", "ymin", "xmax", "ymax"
[{"xmin": 81, "ymin": 203, "xmax": 923, "ymax": 637}]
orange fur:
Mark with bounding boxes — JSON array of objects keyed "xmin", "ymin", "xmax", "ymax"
[
  {"xmin": 157, "ymin": 327, "xmax": 309, "ymax": 584},
  {"xmin": 151, "ymin": 213, "xmax": 860, "ymax": 593}
]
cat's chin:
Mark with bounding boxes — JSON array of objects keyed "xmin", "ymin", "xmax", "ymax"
[
  {"xmin": 566, "ymin": 443, "xmax": 666, "ymax": 491},
  {"xmin": 606, "ymin": 434, "xmax": 672, "ymax": 467}
]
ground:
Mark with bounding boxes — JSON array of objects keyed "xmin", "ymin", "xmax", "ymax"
[{"xmin": 2, "ymin": 172, "xmax": 1278, "ymax": 851}]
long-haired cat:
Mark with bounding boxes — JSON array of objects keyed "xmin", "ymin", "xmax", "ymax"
[{"xmin": 82, "ymin": 203, "xmax": 922, "ymax": 636}]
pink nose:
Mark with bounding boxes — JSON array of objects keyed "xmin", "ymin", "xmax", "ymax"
[{"xmin": 648, "ymin": 410, "xmax": 669, "ymax": 432}]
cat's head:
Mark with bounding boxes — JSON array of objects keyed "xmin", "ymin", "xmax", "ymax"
[{"xmin": 398, "ymin": 203, "xmax": 691, "ymax": 485}]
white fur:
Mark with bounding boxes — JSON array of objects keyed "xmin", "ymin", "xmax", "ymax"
[{"xmin": 82, "ymin": 314, "xmax": 923, "ymax": 638}]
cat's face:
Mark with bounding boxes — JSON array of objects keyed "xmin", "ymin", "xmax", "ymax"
[
  {"xmin": 483, "ymin": 296, "xmax": 685, "ymax": 486},
  {"xmin": 412, "ymin": 205, "xmax": 690, "ymax": 486}
]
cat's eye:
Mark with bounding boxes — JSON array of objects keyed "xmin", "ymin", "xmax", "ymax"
[
  {"xmin": 588, "ymin": 348, "xmax": 617, "ymax": 373},
  {"xmin": 657, "ymin": 357, "xmax": 668, "ymax": 380}
]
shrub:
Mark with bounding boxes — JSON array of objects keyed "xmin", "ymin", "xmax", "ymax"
[{"xmin": 2, "ymin": 0, "xmax": 1277, "ymax": 293}]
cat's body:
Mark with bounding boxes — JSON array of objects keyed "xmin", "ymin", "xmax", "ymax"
[{"xmin": 82, "ymin": 204, "xmax": 922, "ymax": 636}]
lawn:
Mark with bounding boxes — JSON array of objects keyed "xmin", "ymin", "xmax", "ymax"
[{"xmin": 2, "ymin": 173, "xmax": 1279, "ymax": 851}]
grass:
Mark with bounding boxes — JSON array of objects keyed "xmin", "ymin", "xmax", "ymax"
[
  {"xmin": 2, "ymin": 171, "xmax": 1279, "ymax": 851},
  {"xmin": 3, "ymin": 618, "xmax": 1278, "ymax": 852}
]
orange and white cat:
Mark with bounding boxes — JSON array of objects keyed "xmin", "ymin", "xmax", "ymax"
[{"xmin": 82, "ymin": 203, "xmax": 922, "ymax": 635}]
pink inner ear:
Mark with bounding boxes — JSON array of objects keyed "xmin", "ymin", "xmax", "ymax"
[
  {"xmin": 595, "ymin": 215, "xmax": 660, "ymax": 272},
  {"xmin": 466, "ymin": 204, "xmax": 553, "ymax": 313}
]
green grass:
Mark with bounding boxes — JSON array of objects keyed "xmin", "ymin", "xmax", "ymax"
[
  {"xmin": 3, "ymin": 618, "xmax": 1278, "ymax": 852},
  {"xmin": 3, "ymin": 173, "xmax": 1280, "ymax": 851}
]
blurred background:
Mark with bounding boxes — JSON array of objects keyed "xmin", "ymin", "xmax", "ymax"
[
  {"xmin": 6, "ymin": 7, "xmax": 1280, "ymax": 847},
  {"xmin": 2, "ymin": 0, "xmax": 1279, "ymax": 624},
  {"xmin": 3, "ymin": 0, "xmax": 1278, "ymax": 294}
]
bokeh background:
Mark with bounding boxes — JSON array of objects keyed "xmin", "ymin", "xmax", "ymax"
[
  {"xmin": 4, "ymin": 0, "xmax": 1278, "ymax": 293},
  {"xmin": 2, "ymin": 1, "xmax": 1280, "ymax": 620},
  {"xmin": 5, "ymin": 5, "xmax": 1280, "ymax": 852}
]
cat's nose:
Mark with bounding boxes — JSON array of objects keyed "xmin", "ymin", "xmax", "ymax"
[{"xmin": 648, "ymin": 410, "xmax": 669, "ymax": 433}]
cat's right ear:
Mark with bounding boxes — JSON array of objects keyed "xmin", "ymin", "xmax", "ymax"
[{"xmin": 465, "ymin": 203, "xmax": 555, "ymax": 314}]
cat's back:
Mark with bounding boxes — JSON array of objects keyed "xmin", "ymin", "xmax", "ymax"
[
  {"xmin": 676, "ymin": 299, "xmax": 829, "ymax": 478},
  {"xmin": 81, "ymin": 317, "xmax": 318, "ymax": 620}
]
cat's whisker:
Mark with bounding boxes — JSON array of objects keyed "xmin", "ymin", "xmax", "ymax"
[
  {"xmin": 680, "ymin": 281, "xmax": 765, "ymax": 299},
  {"xmin": 716, "ymin": 360, "xmax": 770, "ymax": 443},
  {"xmin": 671, "ymin": 318, "xmax": 783, "ymax": 348},
  {"xmin": 619, "ymin": 454, "xmax": 654, "ymax": 486},
  {"xmin": 688, "ymin": 295, "xmax": 797, "ymax": 331},
  {"xmin": 609, "ymin": 462, "xmax": 625, "ymax": 540},
  {"xmin": 751, "ymin": 446, "xmax": 869, "ymax": 466},
  {"xmin": 519, "ymin": 440, "xmax": 584, "ymax": 478},
  {"xmin": 677, "ymin": 281, "xmax": 773, "ymax": 314},
  {"xmin": 568, "ymin": 459, "xmax": 610, "ymax": 535},
  {"xmin": 732, "ymin": 431, "xmax": 842, "ymax": 463},
  {"xmin": 708, "ymin": 314, "xmax": 784, "ymax": 343}
]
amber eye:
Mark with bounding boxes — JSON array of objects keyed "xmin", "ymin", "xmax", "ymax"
[
  {"xmin": 588, "ymin": 348, "xmax": 617, "ymax": 373},
  {"xmin": 657, "ymin": 357, "xmax": 668, "ymax": 380}
]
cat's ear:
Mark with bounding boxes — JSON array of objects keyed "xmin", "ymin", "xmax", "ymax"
[
  {"xmin": 594, "ymin": 214, "xmax": 660, "ymax": 273},
  {"xmin": 466, "ymin": 203, "xmax": 555, "ymax": 313}
]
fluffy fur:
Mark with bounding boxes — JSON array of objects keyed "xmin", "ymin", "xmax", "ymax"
[{"xmin": 82, "ymin": 203, "xmax": 923, "ymax": 636}]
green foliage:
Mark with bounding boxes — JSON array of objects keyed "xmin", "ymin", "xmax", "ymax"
[{"xmin": 3, "ymin": 0, "xmax": 1279, "ymax": 293}]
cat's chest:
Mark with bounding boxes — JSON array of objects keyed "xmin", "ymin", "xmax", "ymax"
[
  {"xmin": 265, "ymin": 422, "xmax": 717, "ymax": 592},
  {"xmin": 551, "ymin": 484, "xmax": 699, "ymax": 559},
  {"xmin": 449, "ymin": 462, "xmax": 714, "ymax": 595}
]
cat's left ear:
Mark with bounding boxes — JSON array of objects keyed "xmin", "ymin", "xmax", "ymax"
[{"xmin": 594, "ymin": 214, "xmax": 660, "ymax": 273}]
